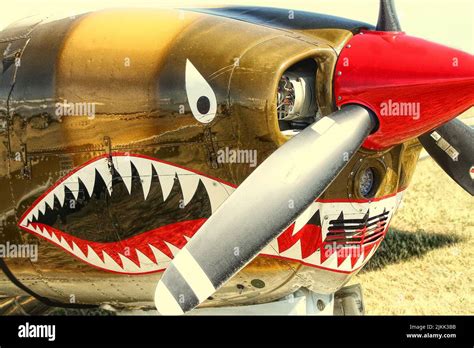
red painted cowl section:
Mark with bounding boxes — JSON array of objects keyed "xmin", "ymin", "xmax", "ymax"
[{"xmin": 334, "ymin": 30, "xmax": 474, "ymax": 150}]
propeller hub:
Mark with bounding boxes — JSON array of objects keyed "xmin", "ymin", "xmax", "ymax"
[{"xmin": 334, "ymin": 30, "xmax": 474, "ymax": 149}]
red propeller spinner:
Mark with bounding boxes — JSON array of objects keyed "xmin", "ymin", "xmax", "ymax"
[{"xmin": 334, "ymin": 30, "xmax": 474, "ymax": 150}]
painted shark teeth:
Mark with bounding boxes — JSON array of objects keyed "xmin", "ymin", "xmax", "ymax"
[
  {"xmin": 261, "ymin": 192, "xmax": 402, "ymax": 273},
  {"xmin": 113, "ymin": 156, "xmax": 133, "ymax": 194},
  {"xmin": 102, "ymin": 252, "xmax": 125, "ymax": 273},
  {"xmin": 200, "ymin": 177, "xmax": 234, "ymax": 213},
  {"xmin": 18, "ymin": 152, "xmax": 402, "ymax": 275},
  {"xmin": 18, "ymin": 153, "xmax": 236, "ymax": 274},
  {"xmin": 19, "ymin": 154, "xmax": 233, "ymax": 228},
  {"xmin": 279, "ymin": 240, "xmax": 303, "ymax": 260},
  {"xmin": 177, "ymin": 174, "xmax": 201, "ymax": 206},
  {"xmin": 25, "ymin": 222, "xmax": 182, "ymax": 274},
  {"xmin": 148, "ymin": 244, "xmax": 172, "ymax": 265},
  {"xmin": 130, "ymin": 157, "xmax": 154, "ymax": 200},
  {"xmin": 292, "ymin": 201, "xmax": 318, "ymax": 235}
]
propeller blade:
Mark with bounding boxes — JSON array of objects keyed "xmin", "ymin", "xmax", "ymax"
[
  {"xmin": 154, "ymin": 105, "xmax": 376, "ymax": 314},
  {"xmin": 419, "ymin": 118, "xmax": 474, "ymax": 195},
  {"xmin": 376, "ymin": 0, "xmax": 402, "ymax": 32}
]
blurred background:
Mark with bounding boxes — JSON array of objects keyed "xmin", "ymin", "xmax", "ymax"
[
  {"xmin": 1, "ymin": 0, "xmax": 472, "ymax": 315},
  {"xmin": 1, "ymin": 0, "xmax": 473, "ymax": 53}
]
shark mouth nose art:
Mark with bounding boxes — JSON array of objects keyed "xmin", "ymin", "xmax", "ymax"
[
  {"xmin": 18, "ymin": 153, "xmax": 233, "ymax": 274},
  {"xmin": 18, "ymin": 153, "xmax": 402, "ymax": 275}
]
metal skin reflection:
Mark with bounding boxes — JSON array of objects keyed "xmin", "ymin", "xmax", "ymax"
[{"xmin": 0, "ymin": 4, "xmax": 471, "ymax": 315}]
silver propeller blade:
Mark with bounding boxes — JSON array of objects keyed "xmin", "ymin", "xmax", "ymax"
[
  {"xmin": 154, "ymin": 105, "xmax": 376, "ymax": 314},
  {"xmin": 419, "ymin": 118, "xmax": 474, "ymax": 195}
]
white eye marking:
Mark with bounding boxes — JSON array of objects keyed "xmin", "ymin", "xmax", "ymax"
[{"xmin": 185, "ymin": 59, "xmax": 217, "ymax": 124}]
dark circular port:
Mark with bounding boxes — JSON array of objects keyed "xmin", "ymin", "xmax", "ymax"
[
  {"xmin": 359, "ymin": 167, "xmax": 377, "ymax": 198},
  {"xmin": 251, "ymin": 279, "xmax": 266, "ymax": 289},
  {"xmin": 197, "ymin": 96, "xmax": 210, "ymax": 114}
]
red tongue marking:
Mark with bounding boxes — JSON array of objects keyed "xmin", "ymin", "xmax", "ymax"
[
  {"xmin": 28, "ymin": 216, "xmax": 387, "ymax": 272},
  {"xmin": 29, "ymin": 219, "xmax": 205, "ymax": 269}
]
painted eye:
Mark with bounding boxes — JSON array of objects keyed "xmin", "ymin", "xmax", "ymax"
[{"xmin": 185, "ymin": 59, "xmax": 217, "ymax": 124}]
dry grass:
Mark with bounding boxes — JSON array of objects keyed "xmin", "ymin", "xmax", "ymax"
[{"xmin": 351, "ymin": 132, "xmax": 473, "ymax": 314}]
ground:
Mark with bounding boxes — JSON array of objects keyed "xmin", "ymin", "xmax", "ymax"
[{"xmin": 351, "ymin": 113, "xmax": 473, "ymax": 315}]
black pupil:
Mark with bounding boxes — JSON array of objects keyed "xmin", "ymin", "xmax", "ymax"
[{"xmin": 197, "ymin": 96, "xmax": 210, "ymax": 114}]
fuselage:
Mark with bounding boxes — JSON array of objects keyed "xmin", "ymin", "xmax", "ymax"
[{"xmin": 0, "ymin": 7, "xmax": 422, "ymax": 310}]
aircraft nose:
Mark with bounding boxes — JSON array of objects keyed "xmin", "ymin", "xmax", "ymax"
[{"xmin": 334, "ymin": 30, "xmax": 474, "ymax": 150}]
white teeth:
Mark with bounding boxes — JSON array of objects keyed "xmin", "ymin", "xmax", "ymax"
[
  {"xmin": 41, "ymin": 226, "xmax": 49, "ymax": 238},
  {"xmin": 77, "ymin": 168, "xmax": 96, "ymax": 197},
  {"xmin": 22, "ymin": 154, "xmax": 235, "ymax": 229},
  {"xmin": 338, "ymin": 256, "xmax": 352, "ymax": 272},
  {"xmin": 223, "ymin": 185, "xmax": 236, "ymax": 195},
  {"xmin": 353, "ymin": 253, "xmax": 364, "ymax": 269},
  {"xmin": 177, "ymin": 174, "xmax": 200, "ymax": 206},
  {"xmin": 163, "ymin": 241, "xmax": 181, "ymax": 258},
  {"xmin": 136, "ymin": 250, "xmax": 159, "ymax": 272},
  {"xmin": 322, "ymin": 251, "xmax": 338, "ymax": 269},
  {"xmin": 131, "ymin": 157, "xmax": 153, "ymax": 200},
  {"xmin": 59, "ymin": 236, "xmax": 73, "ymax": 252},
  {"xmin": 262, "ymin": 193, "xmax": 401, "ymax": 272},
  {"xmin": 86, "ymin": 246, "xmax": 104, "ymax": 266},
  {"xmin": 140, "ymin": 174, "xmax": 153, "ymax": 200},
  {"xmin": 64, "ymin": 178, "xmax": 79, "ymax": 200},
  {"xmin": 367, "ymin": 243, "xmax": 379, "ymax": 259},
  {"xmin": 113, "ymin": 156, "xmax": 132, "ymax": 194},
  {"xmin": 102, "ymin": 252, "xmax": 124, "ymax": 272},
  {"xmin": 293, "ymin": 202, "xmax": 318, "ymax": 236},
  {"xmin": 148, "ymin": 244, "xmax": 172, "ymax": 265},
  {"xmin": 136, "ymin": 249, "xmax": 155, "ymax": 266},
  {"xmin": 119, "ymin": 254, "xmax": 141, "ymax": 272},
  {"xmin": 94, "ymin": 158, "xmax": 113, "ymax": 195},
  {"xmin": 35, "ymin": 225, "xmax": 43, "ymax": 235},
  {"xmin": 72, "ymin": 242, "xmax": 87, "ymax": 259},
  {"xmin": 25, "ymin": 213, "xmax": 33, "ymax": 225},
  {"xmin": 25, "ymin": 154, "xmax": 411, "ymax": 275},
  {"xmin": 201, "ymin": 177, "xmax": 231, "ymax": 213},
  {"xmin": 37, "ymin": 201, "xmax": 46, "ymax": 216},
  {"xmin": 152, "ymin": 162, "xmax": 176, "ymax": 201},
  {"xmin": 53, "ymin": 187, "xmax": 65, "ymax": 207},
  {"xmin": 304, "ymin": 248, "xmax": 321, "ymax": 265},
  {"xmin": 280, "ymin": 240, "xmax": 302, "ymax": 260},
  {"xmin": 44, "ymin": 192, "xmax": 56, "ymax": 210},
  {"xmin": 152, "ymin": 161, "xmax": 176, "ymax": 176},
  {"xmin": 396, "ymin": 192, "xmax": 404, "ymax": 207},
  {"xmin": 50, "ymin": 231, "xmax": 61, "ymax": 245},
  {"xmin": 159, "ymin": 175, "xmax": 175, "ymax": 201}
]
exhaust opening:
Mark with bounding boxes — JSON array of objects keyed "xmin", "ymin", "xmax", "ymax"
[{"xmin": 277, "ymin": 59, "xmax": 320, "ymax": 135}]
